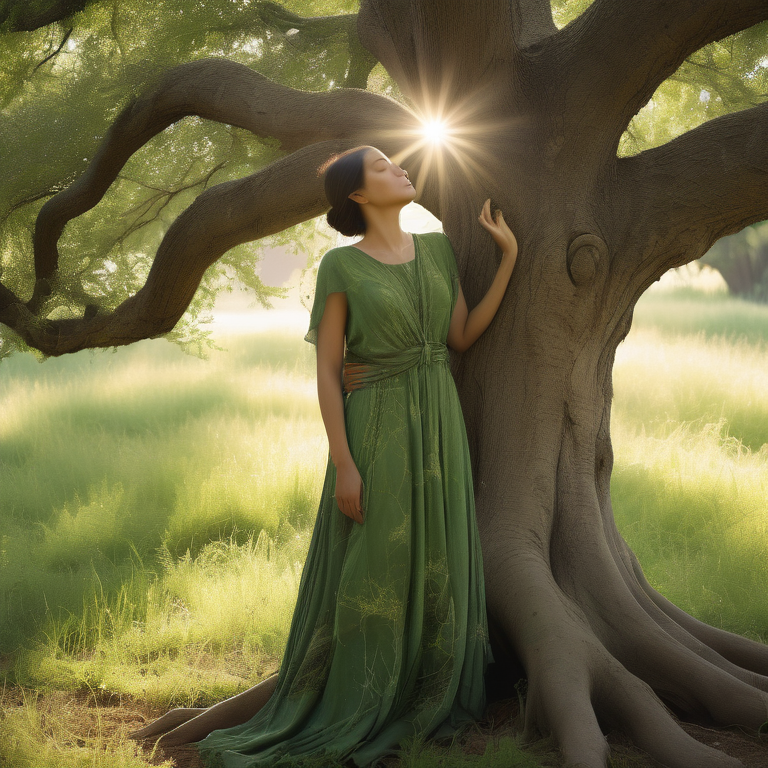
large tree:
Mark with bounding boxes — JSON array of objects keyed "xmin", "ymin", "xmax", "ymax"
[
  {"xmin": 2, "ymin": 1, "xmax": 768, "ymax": 766},
  {"xmin": 700, "ymin": 222, "xmax": 768, "ymax": 299}
]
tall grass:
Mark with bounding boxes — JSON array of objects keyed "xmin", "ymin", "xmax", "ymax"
[
  {"xmin": 1, "ymin": 334, "xmax": 324, "ymax": 673},
  {"xmin": 0, "ymin": 685, "xmax": 175, "ymax": 768},
  {"xmin": 611, "ymin": 314, "xmax": 768, "ymax": 640},
  {"xmin": 1, "ymin": 290, "xmax": 767, "ymax": 766}
]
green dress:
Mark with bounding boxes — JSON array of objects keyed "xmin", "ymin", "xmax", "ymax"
[{"xmin": 196, "ymin": 231, "xmax": 494, "ymax": 768}]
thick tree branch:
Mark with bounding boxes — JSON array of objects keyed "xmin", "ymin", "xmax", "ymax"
[
  {"xmin": 616, "ymin": 100, "xmax": 768, "ymax": 273},
  {"xmin": 6, "ymin": 142, "xmax": 354, "ymax": 356},
  {"xmin": 30, "ymin": 57, "xmax": 413, "ymax": 300},
  {"xmin": 548, "ymin": 1, "xmax": 768, "ymax": 148},
  {"xmin": 0, "ymin": 0, "xmax": 86, "ymax": 31},
  {"xmin": 508, "ymin": 0, "xmax": 558, "ymax": 51},
  {"xmin": 0, "ymin": 280, "xmax": 25, "ymax": 319},
  {"xmin": 358, "ymin": 0, "xmax": 515, "ymax": 104}
]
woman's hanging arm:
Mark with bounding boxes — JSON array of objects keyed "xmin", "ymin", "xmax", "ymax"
[
  {"xmin": 316, "ymin": 291, "xmax": 365, "ymax": 524},
  {"xmin": 316, "ymin": 291, "xmax": 353, "ymax": 468}
]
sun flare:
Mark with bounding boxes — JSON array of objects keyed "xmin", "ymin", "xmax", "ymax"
[
  {"xmin": 387, "ymin": 78, "xmax": 517, "ymax": 203},
  {"xmin": 421, "ymin": 119, "xmax": 448, "ymax": 145}
]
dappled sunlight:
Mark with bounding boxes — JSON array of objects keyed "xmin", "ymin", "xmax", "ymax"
[
  {"xmin": 2, "ymin": 293, "xmax": 768, "ymax": 727},
  {"xmin": 0, "ymin": 685, "xmax": 173, "ymax": 768},
  {"xmin": 612, "ymin": 319, "xmax": 768, "ymax": 638},
  {"xmin": 614, "ymin": 326, "xmax": 768, "ymax": 451}
]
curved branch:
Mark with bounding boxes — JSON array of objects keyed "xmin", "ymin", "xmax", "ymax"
[
  {"xmin": 30, "ymin": 57, "xmax": 414, "ymax": 295},
  {"xmin": 0, "ymin": 0, "xmax": 87, "ymax": 31},
  {"xmin": 33, "ymin": 26, "xmax": 72, "ymax": 71},
  {"xmin": 554, "ymin": 0, "xmax": 768, "ymax": 138},
  {"xmin": 0, "ymin": 281, "xmax": 25, "ymax": 320},
  {"xmin": 9, "ymin": 141, "xmax": 351, "ymax": 356},
  {"xmin": 614, "ymin": 100, "xmax": 768, "ymax": 275}
]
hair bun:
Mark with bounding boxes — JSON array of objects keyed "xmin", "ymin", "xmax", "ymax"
[
  {"xmin": 321, "ymin": 146, "xmax": 371, "ymax": 237},
  {"xmin": 326, "ymin": 206, "xmax": 342, "ymax": 231}
]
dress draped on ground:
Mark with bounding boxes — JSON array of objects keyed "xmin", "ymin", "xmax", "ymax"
[{"xmin": 195, "ymin": 231, "xmax": 494, "ymax": 768}]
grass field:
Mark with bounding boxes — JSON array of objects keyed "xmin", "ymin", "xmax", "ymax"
[{"xmin": 1, "ymin": 287, "xmax": 767, "ymax": 766}]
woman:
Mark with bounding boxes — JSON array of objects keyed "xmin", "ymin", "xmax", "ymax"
[{"xmin": 130, "ymin": 145, "xmax": 518, "ymax": 766}]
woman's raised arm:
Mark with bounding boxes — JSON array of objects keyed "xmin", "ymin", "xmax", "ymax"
[{"xmin": 447, "ymin": 199, "xmax": 518, "ymax": 353}]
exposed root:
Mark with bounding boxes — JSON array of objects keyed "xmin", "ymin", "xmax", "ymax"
[
  {"xmin": 128, "ymin": 707, "xmax": 205, "ymax": 740},
  {"xmin": 129, "ymin": 672, "xmax": 280, "ymax": 747}
]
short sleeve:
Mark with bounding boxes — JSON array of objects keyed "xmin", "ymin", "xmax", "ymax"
[
  {"xmin": 304, "ymin": 251, "xmax": 347, "ymax": 346},
  {"xmin": 442, "ymin": 233, "xmax": 460, "ymax": 313}
]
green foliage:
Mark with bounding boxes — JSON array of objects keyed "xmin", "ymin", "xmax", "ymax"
[
  {"xmin": 619, "ymin": 20, "xmax": 768, "ymax": 157},
  {"xmin": 3, "ymin": 0, "xmax": 768, "ymax": 362},
  {"xmin": 550, "ymin": 0, "xmax": 768, "ymax": 157},
  {"xmin": 0, "ymin": 0, "xmax": 368, "ymax": 358}
]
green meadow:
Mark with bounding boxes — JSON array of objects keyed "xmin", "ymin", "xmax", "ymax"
[{"xmin": 1, "ymin": 287, "xmax": 767, "ymax": 766}]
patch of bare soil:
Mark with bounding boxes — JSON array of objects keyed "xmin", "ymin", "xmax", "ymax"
[{"xmin": 2, "ymin": 686, "xmax": 767, "ymax": 767}]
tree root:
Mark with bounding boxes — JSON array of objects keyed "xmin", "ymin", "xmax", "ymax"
[{"xmin": 128, "ymin": 671, "xmax": 280, "ymax": 747}]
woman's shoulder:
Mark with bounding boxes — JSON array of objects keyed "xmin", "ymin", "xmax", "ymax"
[
  {"xmin": 315, "ymin": 245, "xmax": 356, "ymax": 284},
  {"xmin": 416, "ymin": 230, "xmax": 450, "ymax": 244},
  {"xmin": 317, "ymin": 246, "xmax": 347, "ymax": 269},
  {"xmin": 417, "ymin": 230, "xmax": 453, "ymax": 254},
  {"xmin": 320, "ymin": 243, "xmax": 360, "ymax": 264},
  {"xmin": 417, "ymin": 231, "xmax": 455, "ymax": 267}
]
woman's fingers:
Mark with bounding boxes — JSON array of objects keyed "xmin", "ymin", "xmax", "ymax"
[
  {"xmin": 335, "ymin": 465, "xmax": 364, "ymax": 524},
  {"xmin": 477, "ymin": 199, "xmax": 518, "ymax": 256},
  {"xmin": 478, "ymin": 200, "xmax": 493, "ymax": 229},
  {"xmin": 478, "ymin": 198, "xmax": 501, "ymax": 231},
  {"xmin": 338, "ymin": 495, "xmax": 364, "ymax": 524}
]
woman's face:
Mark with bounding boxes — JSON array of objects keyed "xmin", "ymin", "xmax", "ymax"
[{"xmin": 349, "ymin": 148, "xmax": 416, "ymax": 208}]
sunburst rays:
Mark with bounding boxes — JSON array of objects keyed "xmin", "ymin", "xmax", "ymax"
[{"xmin": 373, "ymin": 71, "xmax": 523, "ymax": 213}]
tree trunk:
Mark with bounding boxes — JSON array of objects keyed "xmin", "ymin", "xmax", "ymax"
[
  {"xmin": 356, "ymin": 0, "xmax": 768, "ymax": 763},
  {"xmin": 441, "ymin": 185, "xmax": 768, "ymax": 766}
]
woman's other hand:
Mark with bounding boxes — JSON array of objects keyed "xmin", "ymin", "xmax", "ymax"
[
  {"xmin": 335, "ymin": 460, "xmax": 365, "ymax": 524},
  {"xmin": 478, "ymin": 198, "xmax": 518, "ymax": 269}
]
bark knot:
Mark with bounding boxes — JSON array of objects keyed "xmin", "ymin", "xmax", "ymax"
[{"xmin": 566, "ymin": 233, "xmax": 607, "ymax": 287}]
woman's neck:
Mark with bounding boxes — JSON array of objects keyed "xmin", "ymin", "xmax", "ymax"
[{"xmin": 357, "ymin": 205, "xmax": 410, "ymax": 253}]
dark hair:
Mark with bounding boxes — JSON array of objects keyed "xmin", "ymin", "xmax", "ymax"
[{"xmin": 317, "ymin": 146, "xmax": 374, "ymax": 237}]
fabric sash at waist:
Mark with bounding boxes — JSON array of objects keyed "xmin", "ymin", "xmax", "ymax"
[{"xmin": 343, "ymin": 340, "xmax": 449, "ymax": 393}]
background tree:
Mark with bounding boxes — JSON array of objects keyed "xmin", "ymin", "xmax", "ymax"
[
  {"xmin": 1, "ymin": 1, "xmax": 768, "ymax": 767},
  {"xmin": 700, "ymin": 222, "xmax": 768, "ymax": 300}
]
